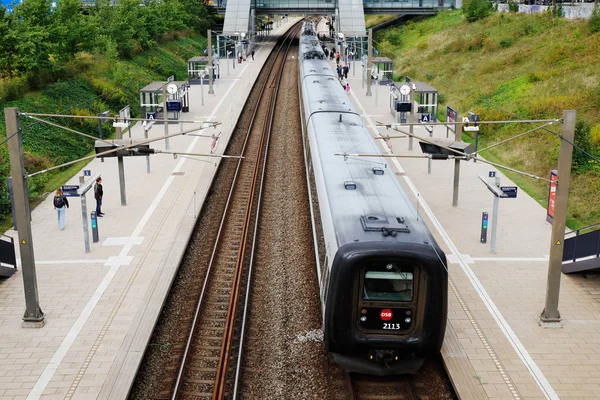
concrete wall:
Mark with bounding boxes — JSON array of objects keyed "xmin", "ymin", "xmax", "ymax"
[{"xmin": 497, "ymin": 2, "xmax": 598, "ymax": 20}]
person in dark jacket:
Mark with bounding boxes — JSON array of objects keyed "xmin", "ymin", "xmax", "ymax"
[
  {"xmin": 53, "ymin": 188, "xmax": 70, "ymax": 230},
  {"xmin": 94, "ymin": 177, "xmax": 104, "ymax": 217}
]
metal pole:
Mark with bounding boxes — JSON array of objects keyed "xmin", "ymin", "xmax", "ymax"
[
  {"xmin": 144, "ymin": 125, "xmax": 151, "ymax": 174},
  {"xmin": 366, "ymin": 28, "xmax": 373, "ymax": 97},
  {"xmin": 115, "ymin": 126, "xmax": 127, "ymax": 206},
  {"xmin": 208, "ymin": 29, "xmax": 214, "ymax": 95},
  {"xmin": 5, "ymin": 107, "xmax": 45, "ymax": 326},
  {"xmin": 375, "ymin": 80, "xmax": 378, "ymax": 107},
  {"xmin": 97, "ymin": 114, "xmax": 102, "ymax": 139},
  {"xmin": 80, "ymin": 175, "xmax": 90, "ymax": 253},
  {"xmin": 201, "ymin": 78, "xmax": 204, "ymax": 106},
  {"xmin": 408, "ymin": 87, "xmax": 414, "ymax": 151},
  {"xmin": 428, "ymin": 158, "xmax": 432, "ymax": 174},
  {"xmin": 541, "ymin": 109, "xmax": 576, "ymax": 324},
  {"xmin": 162, "ymin": 83, "xmax": 169, "ymax": 150},
  {"xmin": 227, "ymin": 51, "xmax": 230, "ymax": 76},
  {"xmin": 452, "ymin": 119, "xmax": 463, "ymax": 207},
  {"xmin": 490, "ymin": 176, "xmax": 500, "ymax": 254}
]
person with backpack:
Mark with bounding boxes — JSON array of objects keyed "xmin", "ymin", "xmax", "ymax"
[
  {"xmin": 53, "ymin": 188, "xmax": 69, "ymax": 230},
  {"xmin": 94, "ymin": 177, "xmax": 104, "ymax": 217}
]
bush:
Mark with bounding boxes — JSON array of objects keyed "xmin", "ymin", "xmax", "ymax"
[
  {"xmin": 572, "ymin": 120, "xmax": 595, "ymax": 173},
  {"xmin": 463, "ymin": 0, "xmax": 494, "ymax": 23},
  {"xmin": 590, "ymin": 5, "xmax": 600, "ymax": 34},
  {"xmin": 508, "ymin": 0, "xmax": 519, "ymax": 13},
  {"xmin": 0, "ymin": 77, "xmax": 30, "ymax": 101}
]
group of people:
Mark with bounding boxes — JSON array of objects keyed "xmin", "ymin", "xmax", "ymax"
[
  {"xmin": 238, "ymin": 49, "xmax": 255, "ymax": 64},
  {"xmin": 53, "ymin": 176, "xmax": 104, "ymax": 230}
]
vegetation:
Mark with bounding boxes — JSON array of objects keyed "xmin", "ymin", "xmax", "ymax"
[
  {"xmin": 375, "ymin": 10, "xmax": 600, "ymax": 228},
  {"xmin": 0, "ymin": 0, "xmax": 215, "ymax": 228}
]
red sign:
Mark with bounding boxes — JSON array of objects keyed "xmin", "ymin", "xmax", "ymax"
[
  {"xmin": 380, "ymin": 309, "xmax": 393, "ymax": 321},
  {"xmin": 546, "ymin": 170, "xmax": 558, "ymax": 224}
]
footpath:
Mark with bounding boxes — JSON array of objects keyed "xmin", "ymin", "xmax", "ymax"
[
  {"xmin": 0, "ymin": 19, "xmax": 298, "ymax": 400},
  {"xmin": 345, "ymin": 62, "xmax": 600, "ymax": 399}
]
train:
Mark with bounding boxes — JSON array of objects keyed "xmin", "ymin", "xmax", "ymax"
[{"xmin": 298, "ymin": 22, "xmax": 448, "ymax": 376}]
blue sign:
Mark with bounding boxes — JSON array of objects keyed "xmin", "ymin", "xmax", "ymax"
[
  {"xmin": 420, "ymin": 113, "xmax": 431, "ymax": 123},
  {"xmin": 480, "ymin": 212, "xmax": 488, "ymax": 243},
  {"xmin": 62, "ymin": 185, "xmax": 80, "ymax": 197},
  {"xmin": 84, "ymin": 170, "xmax": 91, "ymax": 176},
  {"xmin": 146, "ymin": 112, "xmax": 157, "ymax": 120},
  {"xmin": 500, "ymin": 186, "xmax": 518, "ymax": 198},
  {"xmin": 488, "ymin": 171, "xmax": 496, "ymax": 178},
  {"xmin": 166, "ymin": 100, "xmax": 182, "ymax": 111}
]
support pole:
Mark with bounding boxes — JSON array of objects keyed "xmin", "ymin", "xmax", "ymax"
[
  {"xmin": 115, "ymin": 125, "xmax": 127, "ymax": 206},
  {"xmin": 80, "ymin": 175, "xmax": 90, "ymax": 253},
  {"xmin": 5, "ymin": 107, "xmax": 45, "ymax": 327},
  {"xmin": 408, "ymin": 86, "xmax": 414, "ymax": 151},
  {"xmin": 452, "ymin": 119, "xmax": 463, "ymax": 207},
  {"xmin": 144, "ymin": 125, "xmax": 151, "ymax": 174},
  {"xmin": 490, "ymin": 176, "xmax": 500, "ymax": 254},
  {"xmin": 163, "ymin": 83, "xmax": 170, "ymax": 150},
  {"xmin": 208, "ymin": 29, "xmax": 214, "ymax": 95},
  {"xmin": 540, "ymin": 109, "xmax": 576, "ymax": 325},
  {"xmin": 366, "ymin": 28, "xmax": 373, "ymax": 97}
]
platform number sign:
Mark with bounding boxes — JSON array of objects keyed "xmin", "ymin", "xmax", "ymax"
[
  {"xmin": 480, "ymin": 212, "xmax": 488, "ymax": 243},
  {"xmin": 145, "ymin": 112, "xmax": 157, "ymax": 120},
  {"xmin": 83, "ymin": 170, "xmax": 91, "ymax": 176},
  {"xmin": 488, "ymin": 171, "xmax": 496, "ymax": 178},
  {"xmin": 420, "ymin": 113, "xmax": 431, "ymax": 123}
]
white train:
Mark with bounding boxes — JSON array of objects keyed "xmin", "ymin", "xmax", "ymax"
[{"xmin": 299, "ymin": 21, "xmax": 448, "ymax": 375}]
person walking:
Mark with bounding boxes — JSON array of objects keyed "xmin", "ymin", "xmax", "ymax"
[
  {"xmin": 53, "ymin": 188, "xmax": 69, "ymax": 230},
  {"xmin": 251, "ymin": 49, "xmax": 255, "ymax": 60},
  {"xmin": 94, "ymin": 177, "xmax": 104, "ymax": 217},
  {"xmin": 343, "ymin": 65, "xmax": 349, "ymax": 79},
  {"xmin": 336, "ymin": 65, "xmax": 342, "ymax": 79}
]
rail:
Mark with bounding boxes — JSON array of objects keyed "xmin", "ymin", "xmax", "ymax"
[{"xmin": 170, "ymin": 23, "xmax": 301, "ymax": 400}]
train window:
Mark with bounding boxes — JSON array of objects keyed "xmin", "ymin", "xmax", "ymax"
[{"xmin": 363, "ymin": 270, "xmax": 413, "ymax": 302}]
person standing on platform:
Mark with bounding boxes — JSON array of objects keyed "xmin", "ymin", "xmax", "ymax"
[
  {"xmin": 343, "ymin": 65, "xmax": 349, "ymax": 79},
  {"xmin": 53, "ymin": 188, "xmax": 69, "ymax": 230},
  {"xmin": 251, "ymin": 49, "xmax": 255, "ymax": 60},
  {"xmin": 94, "ymin": 177, "xmax": 104, "ymax": 217},
  {"xmin": 335, "ymin": 52, "xmax": 340, "ymax": 65}
]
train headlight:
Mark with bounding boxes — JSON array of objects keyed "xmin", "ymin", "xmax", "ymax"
[
  {"xmin": 386, "ymin": 263, "xmax": 393, "ymax": 270},
  {"xmin": 360, "ymin": 316, "xmax": 367, "ymax": 322},
  {"xmin": 405, "ymin": 317, "xmax": 411, "ymax": 324}
]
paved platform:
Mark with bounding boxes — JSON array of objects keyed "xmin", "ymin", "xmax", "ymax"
[
  {"xmin": 0, "ymin": 19, "xmax": 299, "ymax": 400},
  {"xmin": 343, "ymin": 60, "xmax": 600, "ymax": 398}
]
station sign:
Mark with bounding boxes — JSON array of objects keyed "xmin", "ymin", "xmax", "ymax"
[
  {"xmin": 500, "ymin": 186, "xmax": 518, "ymax": 198},
  {"xmin": 146, "ymin": 112, "xmax": 157, "ymax": 120},
  {"xmin": 488, "ymin": 171, "xmax": 496, "ymax": 178},
  {"xmin": 83, "ymin": 170, "xmax": 91, "ymax": 176},
  {"xmin": 420, "ymin": 113, "xmax": 431, "ymax": 123},
  {"xmin": 446, "ymin": 106, "xmax": 458, "ymax": 133},
  {"xmin": 62, "ymin": 185, "xmax": 80, "ymax": 197}
]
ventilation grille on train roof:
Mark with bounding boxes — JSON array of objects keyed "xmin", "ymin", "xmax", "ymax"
[{"xmin": 360, "ymin": 215, "xmax": 410, "ymax": 236}]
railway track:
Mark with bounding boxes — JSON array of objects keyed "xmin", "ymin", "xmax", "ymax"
[
  {"xmin": 170, "ymin": 25, "xmax": 301, "ymax": 400},
  {"xmin": 347, "ymin": 357, "xmax": 456, "ymax": 400}
]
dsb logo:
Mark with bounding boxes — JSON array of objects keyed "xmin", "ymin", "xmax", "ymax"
[{"xmin": 380, "ymin": 309, "xmax": 393, "ymax": 321}]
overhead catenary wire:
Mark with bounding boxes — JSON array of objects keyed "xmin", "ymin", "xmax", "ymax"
[
  {"xmin": 26, "ymin": 122, "xmax": 222, "ymax": 178},
  {"xmin": 23, "ymin": 114, "xmax": 117, "ymax": 147},
  {"xmin": 21, "ymin": 112, "xmax": 213, "ymax": 124}
]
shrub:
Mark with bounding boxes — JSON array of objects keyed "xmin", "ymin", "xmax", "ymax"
[
  {"xmin": 572, "ymin": 120, "xmax": 595, "ymax": 173},
  {"xmin": 499, "ymin": 38, "xmax": 513, "ymax": 48},
  {"xmin": 590, "ymin": 5, "xmax": 600, "ymax": 34},
  {"xmin": 591, "ymin": 125, "xmax": 600, "ymax": 146},
  {"xmin": 463, "ymin": 0, "xmax": 494, "ymax": 23},
  {"xmin": 0, "ymin": 77, "xmax": 30, "ymax": 101},
  {"xmin": 593, "ymin": 83, "xmax": 600, "ymax": 107},
  {"xmin": 508, "ymin": 0, "xmax": 519, "ymax": 13}
]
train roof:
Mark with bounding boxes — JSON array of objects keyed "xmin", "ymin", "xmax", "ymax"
[{"xmin": 299, "ymin": 49, "xmax": 434, "ymax": 248}]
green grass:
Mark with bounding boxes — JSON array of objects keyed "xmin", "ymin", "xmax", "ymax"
[
  {"xmin": 0, "ymin": 34, "xmax": 207, "ymax": 228},
  {"xmin": 374, "ymin": 10, "xmax": 600, "ymax": 228}
]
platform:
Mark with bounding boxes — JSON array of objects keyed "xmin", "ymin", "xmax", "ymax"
[
  {"xmin": 0, "ymin": 19, "xmax": 299, "ymax": 400},
  {"xmin": 343, "ymin": 61, "xmax": 600, "ymax": 398}
]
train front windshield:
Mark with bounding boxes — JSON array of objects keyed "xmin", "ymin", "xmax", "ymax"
[{"xmin": 363, "ymin": 268, "xmax": 413, "ymax": 302}]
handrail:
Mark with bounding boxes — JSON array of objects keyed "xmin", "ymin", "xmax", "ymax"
[{"xmin": 565, "ymin": 221, "xmax": 600, "ymax": 236}]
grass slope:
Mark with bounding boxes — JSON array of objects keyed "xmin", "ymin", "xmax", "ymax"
[
  {"xmin": 376, "ymin": 10, "xmax": 600, "ymax": 229},
  {"xmin": 0, "ymin": 34, "xmax": 207, "ymax": 231}
]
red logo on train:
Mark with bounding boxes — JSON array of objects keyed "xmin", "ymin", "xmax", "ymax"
[{"xmin": 380, "ymin": 309, "xmax": 393, "ymax": 321}]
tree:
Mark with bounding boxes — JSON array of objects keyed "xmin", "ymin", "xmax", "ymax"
[{"xmin": 463, "ymin": 0, "xmax": 493, "ymax": 23}]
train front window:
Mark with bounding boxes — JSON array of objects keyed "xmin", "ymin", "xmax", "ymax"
[{"xmin": 363, "ymin": 270, "xmax": 413, "ymax": 302}]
